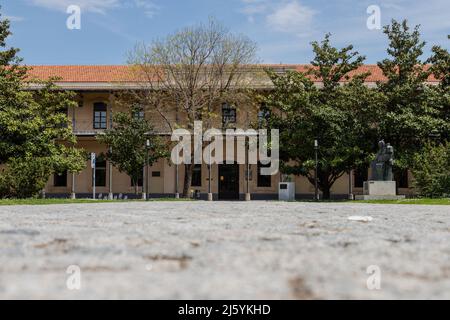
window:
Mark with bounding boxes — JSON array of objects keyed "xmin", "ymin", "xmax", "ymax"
[
  {"xmin": 132, "ymin": 105, "xmax": 145, "ymax": 120},
  {"xmin": 191, "ymin": 164, "xmax": 202, "ymax": 187},
  {"xmin": 257, "ymin": 162, "xmax": 271, "ymax": 187},
  {"xmin": 54, "ymin": 171, "xmax": 67, "ymax": 187},
  {"xmin": 152, "ymin": 171, "xmax": 161, "ymax": 177},
  {"xmin": 222, "ymin": 103, "xmax": 236, "ymax": 126},
  {"xmin": 354, "ymin": 167, "xmax": 368, "ymax": 188},
  {"xmin": 93, "ymin": 102, "xmax": 107, "ymax": 129},
  {"xmin": 95, "ymin": 157, "xmax": 107, "ymax": 187},
  {"xmin": 258, "ymin": 104, "xmax": 270, "ymax": 128},
  {"xmin": 395, "ymin": 169, "xmax": 409, "ymax": 189}
]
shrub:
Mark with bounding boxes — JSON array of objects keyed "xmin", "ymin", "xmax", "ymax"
[
  {"xmin": 411, "ymin": 143, "xmax": 450, "ymax": 198},
  {"xmin": 0, "ymin": 157, "xmax": 53, "ymax": 199}
]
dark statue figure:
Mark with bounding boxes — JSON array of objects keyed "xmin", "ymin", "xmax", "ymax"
[{"xmin": 370, "ymin": 140, "xmax": 394, "ymax": 181}]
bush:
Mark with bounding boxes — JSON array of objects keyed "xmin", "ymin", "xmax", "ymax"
[
  {"xmin": 411, "ymin": 143, "xmax": 450, "ymax": 198},
  {"xmin": 0, "ymin": 157, "xmax": 53, "ymax": 199}
]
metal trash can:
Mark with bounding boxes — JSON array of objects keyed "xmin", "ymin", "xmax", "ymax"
[{"xmin": 279, "ymin": 182, "xmax": 295, "ymax": 201}]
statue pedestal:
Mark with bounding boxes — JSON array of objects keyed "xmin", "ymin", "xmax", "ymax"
[{"xmin": 355, "ymin": 181, "xmax": 406, "ymax": 200}]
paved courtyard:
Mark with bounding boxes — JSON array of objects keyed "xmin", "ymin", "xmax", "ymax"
[{"xmin": 0, "ymin": 201, "xmax": 449, "ymax": 299}]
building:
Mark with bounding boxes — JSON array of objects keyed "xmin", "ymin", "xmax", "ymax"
[{"xmin": 26, "ymin": 65, "xmax": 438, "ymax": 200}]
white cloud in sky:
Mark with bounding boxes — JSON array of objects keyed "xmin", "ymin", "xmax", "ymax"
[
  {"xmin": 134, "ymin": 0, "xmax": 160, "ymax": 18},
  {"xmin": 266, "ymin": 1, "xmax": 315, "ymax": 36},
  {"xmin": 240, "ymin": 0, "xmax": 315, "ymax": 36},
  {"xmin": 4, "ymin": 15, "xmax": 25, "ymax": 22},
  {"xmin": 27, "ymin": 0, "xmax": 120, "ymax": 14},
  {"xmin": 26, "ymin": 0, "xmax": 159, "ymax": 17},
  {"xmin": 240, "ymin": 0, "xmax": 268, "ymax": 15}
]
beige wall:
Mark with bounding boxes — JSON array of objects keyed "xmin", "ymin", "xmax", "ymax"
[{"xmin": 44, "ymin": 91, "xmax": 415, "ymax": 198}]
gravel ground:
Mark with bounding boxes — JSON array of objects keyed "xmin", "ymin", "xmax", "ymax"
[{"xmin": 0, "ymin": 201, "xmax": 449, "ymax": 300}]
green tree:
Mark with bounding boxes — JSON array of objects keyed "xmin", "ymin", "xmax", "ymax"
[
  {"xmin": 429, "ymin": 35, "xmax": 450, "ymax": 88},
  {"xmin": 428, "ymin": 35, "xmax": 450, "ymax": 141},
  {"xmin": 98, "ymin": 107, "xmax": 168, "ymax": 194},
  {"xmin": 0, "ymin": 10, "xmax": 86, "ymax": 198},
  {"xmin": 411, "ymin": 143, "xmax": 450, "ymax": 198},
  {"xmin": 128, "ymin": 18, "xmax": 258, "ymax": 197},
  {"xmin": 376, "ymin": 20, "xmax": 447, "ymax": 171},
  {"xmin": 0, "ymin": 157, "xmax": 52, "ymax": 198},
  {"xmin": 263, "ymin": 34, "xmax": 381, "ymax": 199}
]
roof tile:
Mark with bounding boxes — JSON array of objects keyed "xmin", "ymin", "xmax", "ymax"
[{"xmin": 25, "ymin": 65, "xmax": 439, "ymax": 83}]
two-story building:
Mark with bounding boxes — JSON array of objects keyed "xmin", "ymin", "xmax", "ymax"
[{"xmin": 26, "ymin": 65, "xmax": 436, "ymax": 200}]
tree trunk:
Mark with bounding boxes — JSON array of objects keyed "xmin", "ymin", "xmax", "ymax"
[
  {"xmin": 319, "ymin": 172, "xmax": 332, "ymax": 200},
  {"xmin": 322, "ymin": 187, "xmax": 331, "ymax": 200},
  {"xmin": 182, "ymin": 163, "xmax": 195, "ymax": 198}
]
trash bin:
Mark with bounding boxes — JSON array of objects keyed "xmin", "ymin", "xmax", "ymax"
[{"xmin": 279, "ymin": 182, "xmax": 295, "ymax": 201}]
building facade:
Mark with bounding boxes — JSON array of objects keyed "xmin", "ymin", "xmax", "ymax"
[{"xmin": 26, "ymin": 65, "xmax": 429, "ymax": 200}]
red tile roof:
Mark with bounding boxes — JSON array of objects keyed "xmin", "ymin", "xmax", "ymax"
[
  {"xmin": 26, "ymin": 65, "xmax": 137, "ymax": 83},
  {"xmin": 25, "ymin": 64, "xmax": 439, "ymax": 83}
]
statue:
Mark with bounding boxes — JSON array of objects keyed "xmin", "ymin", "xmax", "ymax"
[{"xmin": 370, "ymin": 140, "xmax": 394, "ymax": 181}]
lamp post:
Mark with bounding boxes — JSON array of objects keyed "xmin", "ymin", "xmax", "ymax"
[
  {"xmin": 175, "ymin": 143, "xmax": 179, "ymax": 199},
  {"xmin": 208, "ymin": 147, "xmax": 213, "ymax": 201},
  {"xmin": 314, "ymin": 139, "xmax": 319, "ymax": 201},
  {"xmin": 146, "ymin": 139, "xmax": 150, "ymax": 201}
]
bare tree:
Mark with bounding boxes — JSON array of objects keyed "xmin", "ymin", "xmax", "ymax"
[{"xmin": 128, "ymin": 18, "xmax": 258, "ymax": 197}]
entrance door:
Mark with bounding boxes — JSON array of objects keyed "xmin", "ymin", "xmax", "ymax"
[{"xmin": 218, "ymin": 164, "xmax": 240, "ymax": 200}]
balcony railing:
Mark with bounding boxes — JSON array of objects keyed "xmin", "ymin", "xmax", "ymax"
[{"xmin": 71, "ymin": 120, "xmax": 108, "ymax": 136}]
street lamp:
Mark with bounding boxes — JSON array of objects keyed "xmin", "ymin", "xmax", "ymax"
[
  {"xmin": 314, "ymin": 139, "xmax": 319, "ymax": 201},
  {"xmin": 145, "ymin": 139, "xmax": 150, "ymax": 201}
]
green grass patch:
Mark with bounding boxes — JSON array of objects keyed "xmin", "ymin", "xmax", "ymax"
[{"xmin": 353, "ymin": 198, "xmax": 450, "ymax": 205}]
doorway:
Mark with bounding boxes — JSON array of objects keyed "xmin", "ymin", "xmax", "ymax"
[{"xmin": 218, "ymin": 164, "xmax": 240, "ymax": 200}]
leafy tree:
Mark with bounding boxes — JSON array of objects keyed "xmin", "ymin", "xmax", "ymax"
[
  {"xmin": 429, "ymin": 35, "xmax": 450, "ymax": 88},
  {"xmin": 411, "ymin": 143, "xmax": 450, "ymax": 198},
  {"xmin": 98, "ymin": 107, "xmax": 168, "ymax": 194},
  {"xmin": 263, "ymin": 34, "xmax": 381, "ymax": 199},
  {"xmin": 0, "ymin": 10, "xmax": 86, "ymax": 198},
  {"xmin": 428, "ymin": 35, "xmax": 450, "ymax": 140},
  {"xmin": 376, "ymin": 20, "xmax": 447, "ymax": 171},
  {"xmin": 0, "ymin": 157, "xmax": 52, "ymax": 198},
  {"xmin": 128, "ymin": 18, "xmax": 258, "ymax": 197}
]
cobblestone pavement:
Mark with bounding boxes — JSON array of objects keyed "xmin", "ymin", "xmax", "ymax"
[{"xmin": 0, "ymin": 201, "xmax": 449, "ymax": 299}]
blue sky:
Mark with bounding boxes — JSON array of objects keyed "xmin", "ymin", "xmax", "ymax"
[{"xmin": 2, "ymin": 0, "xmax": 449, "ymax": 65}]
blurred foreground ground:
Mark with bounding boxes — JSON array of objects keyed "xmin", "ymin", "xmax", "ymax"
[{"xmin": 0, "ymin": 201, "xmax": 449, "ymax": 299}]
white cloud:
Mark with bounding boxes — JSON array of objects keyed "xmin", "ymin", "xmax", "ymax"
[
  {"xmin": 134, "ymin": 0, "xmax": 160, "ymax": 18},
  {"xmin": 240, "ymin": 0, "xmax": 268, "ymax": 15},
  {"xmin": 4, "ymin": 15, "xmax": 25, "ymax": 22},
  {"xmin": 26, "ymin": 0, "xmax": 160, "ymax": 17},
  {"xmin": 239, "ymin": 0, "xmax": 315, "ymax": 36},
  {"xmin": 27, "ymin": 0, "xmax": 120, "ymax": 14},
  {"xmin": 266, "ymin": 1, "xmax": 315, "ymax": 36}
]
